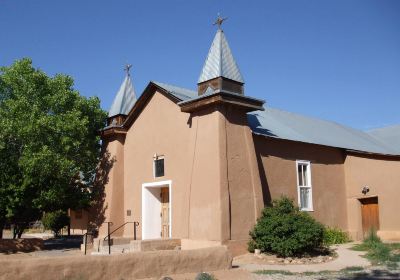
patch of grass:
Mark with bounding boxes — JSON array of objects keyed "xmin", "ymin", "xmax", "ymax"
[
  {"xmin": 340, "ymin": 266, "xmax": 364, "ymax": 272},
  {"xmin": 352, "ymin": 230, "xmax": 400, "ymax": 269},
  {"xmin": 301, "ymin": 270, "xmax": 332, "ymax": 276},
  {"xmin": 254, "ymin": 270, "xmax": 294, "ymax": 275}
]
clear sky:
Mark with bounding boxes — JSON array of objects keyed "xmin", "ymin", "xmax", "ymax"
[{"xmin": 1, "ymin": 0, "xmax": 399, "ymax": 130}]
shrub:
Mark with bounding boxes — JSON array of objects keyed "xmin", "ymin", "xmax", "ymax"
[
  {"xmin": 195, "ymin": 272, "xmax": 216, "ymax": 280},
  {"xmin": 249, "ymin": 196, "xmax": 325, "ymax": 257},
  {"xmin": 42, "ymin": 210, "xmax": 70, "ymax": 237},
  {"xmin": 323, "ymin": 227, "xmax": 351, "ymax": 245}
]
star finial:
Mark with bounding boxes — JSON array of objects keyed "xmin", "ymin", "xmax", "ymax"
[
  {"xmin": 213, "ymin": 13, "xmax": 227, "ymax": 30},
  {"xmin": 124, "ymin": 64, "xmax": 132, "ymax": 76}
]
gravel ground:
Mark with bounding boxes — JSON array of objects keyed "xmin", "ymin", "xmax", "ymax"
[{"xmin": 251, "ymin": 266, "xmax": 400, "ymax": 280}]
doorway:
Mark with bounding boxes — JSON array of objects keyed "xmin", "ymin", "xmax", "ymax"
[
  {"xmin": 142, "ymin": 180, "xmax": 172, "ymax": 239},
  {"xmin": 360, "ymin": 197, "xmax": 379, "ymax": 237}
]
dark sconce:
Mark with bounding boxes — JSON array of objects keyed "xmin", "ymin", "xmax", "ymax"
[{"xmin": 362, "ymin": 186, "xmax": 370, "ymax": 195}]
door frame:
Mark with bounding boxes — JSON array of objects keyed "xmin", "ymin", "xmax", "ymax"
[{"xmin": 141, "ymin": 180, "xmax": 172, "ymax": 239}]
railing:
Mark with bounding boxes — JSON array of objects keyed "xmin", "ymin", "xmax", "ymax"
[{"xmin": 102, "ymin": 221, "xmax": 140, "ymax": 255}]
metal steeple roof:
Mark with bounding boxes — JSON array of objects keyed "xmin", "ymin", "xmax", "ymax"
[
  {"xmin": 109, "ymin": 70, "xmax": 137, "ymax": 117},
  {"xmin": 198, "ymin": 29, "xmax": 244, "ymax": 84}
]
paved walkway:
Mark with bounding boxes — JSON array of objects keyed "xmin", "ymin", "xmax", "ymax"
[{"xmin": 233, "ymin": 243, "xmax": 370, "ymax": 273}]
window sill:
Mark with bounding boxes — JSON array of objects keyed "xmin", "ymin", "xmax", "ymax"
[{"xmin": 300, "ymin": 208, "xmax": 314, "ymax": 212}]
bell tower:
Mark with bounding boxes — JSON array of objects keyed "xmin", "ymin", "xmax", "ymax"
[{"xmin": 197, "ymin": 15, "xmax": 245, "ymax": 96}]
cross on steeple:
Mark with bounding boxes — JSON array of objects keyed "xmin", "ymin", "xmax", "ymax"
[
  {"xmin": 213, "ymin": 13, "xmax": 227, "ymax": 30},
  {"xmin": 124, "ymin": 64, "xmax": 132, "ymax": 76}
]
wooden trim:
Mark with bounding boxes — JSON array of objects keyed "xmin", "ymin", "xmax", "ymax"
[
  {"xmin": 180, "ymin": 92, "xmax": 264, "ymax": 113},
  {"xmin": 100, "ymin": 126, "xmax": 128, "ymax": 138}
]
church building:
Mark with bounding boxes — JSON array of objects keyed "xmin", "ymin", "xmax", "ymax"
[{"xmin": 88, "ymin": 18, "xmax": 400, "ymax": 253}]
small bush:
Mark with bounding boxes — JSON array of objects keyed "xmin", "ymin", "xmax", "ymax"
[
  {"xmin": 323, "ymin": 227, "xmax": 351, "ymax": 245},
  {"xmin": 249, "ymin": 196, "xmax": 325, "ymax": 257},
  {"xmin": 195, "ymin": 272, "xmax": 216, "ymax": 280},
  {"xmin": 42, "ymin": 210, "xmax": 70, "ymax": 237}
]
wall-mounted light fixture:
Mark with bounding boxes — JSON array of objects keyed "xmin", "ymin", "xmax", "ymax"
[{"xmin": 362, "ymin": 186, "xmax": 370, "ymax": 195}]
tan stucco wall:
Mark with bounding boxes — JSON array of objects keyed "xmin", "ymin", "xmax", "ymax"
[
  {"xmin": 121, "ymin": 93, "xmax": 200, "ymax": 238},
  {"xmin": 69, "ymin": 209, "xmax": 89, "ymax": 234},
  {"xmin": 253, "ymin": 136, "xmax": 349, "ymax": 230},
  {"xmin": 344, "ymin": 153, "xmax": 400, "ymax": 240},
  {"xmin": 0, "ymin": 247, "xmax": 232, "ymax": 280},
  {"xmin": 98, "ymin": 134, "xmax": 125, "ymax": 237},
  {"xmin": 98, "ymin": 90, "xmax": 264, "ymax": 245},
  {"xmin": 223, "ymin": 107, "xmax": 264, "ymax": 240}
]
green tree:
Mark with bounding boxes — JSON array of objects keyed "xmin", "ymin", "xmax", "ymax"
[
  {"xmin": 0, "ymin": 58, "xmax": 107, "ymax": 238},
  {"xmin": 42, "ymin": 210, "xmax": 70, "ymax": 237}
]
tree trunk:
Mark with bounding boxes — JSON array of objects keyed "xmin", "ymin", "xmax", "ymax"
[
  {"xmin": 68, "ymin": 223, "xmax": 71, "ymax": 236},
  {"xmin": 0, "ymin": 222, "xmax": 4, "ymax": 239}
]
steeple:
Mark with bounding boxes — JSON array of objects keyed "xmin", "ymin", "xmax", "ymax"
[
  {"xmin": 108, "ymin": 64, "xmax": 137, "ymax": 125},
  {"xmin": 198, "ymin": 15, "xmax": 244, "ymax": 96}
]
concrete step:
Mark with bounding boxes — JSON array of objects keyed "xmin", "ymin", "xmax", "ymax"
[{"xmin": 92, "ymin": 244, "xmax": 131, "ymax": 255}]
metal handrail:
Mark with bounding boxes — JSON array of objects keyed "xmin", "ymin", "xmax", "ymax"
[{"xmin": 102, "ymin": 221, "xmax": 140, "ymax": 255}]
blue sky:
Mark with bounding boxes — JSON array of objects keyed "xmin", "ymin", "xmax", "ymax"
[{"xmin": 1, "ymin": 0, "xmax": 399, "ymax": 130}]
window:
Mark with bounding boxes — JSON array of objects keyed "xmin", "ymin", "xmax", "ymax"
[
  {"xmin": 154, "ymin": 156, "xmax": 165, "ymax": 177},
  {"xmin": 296, "ymin": 161, "xmax": 313, "ymax": 211}
]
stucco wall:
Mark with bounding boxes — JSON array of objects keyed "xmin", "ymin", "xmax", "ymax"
[
  {"xmin": 253, "ymin": 135, "xmax": 348, "ymax": 230},
  {"xmin": 100, "ymin": 90, "xmax": 264, "ymax": 244},
  {"xmin": 69, "ymin": 209, "xmax": 88, "ymax": 234},
  {"xmin": 344, "ymin": 153, "xmax": 400, "ymax": 240},
  {"xmin": 98, "ymin": 134, "xmax": 125, "ymax": 237},
  {"xmin": 121, "ymin": 92, "xmax": 195, "ymax": 238},
  {"xmin": 223, "ymin": 106, "xmax": 264, "ymax": 240},
  {"xmin": 0, "ymin": 247, "xmax": 232, "ymax": 280}
]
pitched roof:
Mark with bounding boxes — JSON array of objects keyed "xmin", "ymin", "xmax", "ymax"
[
  {"xmin": 248, "ymin": 107, "xmax": 400, "ymax": 156},
  {"xmin": 109, "ymin": 74, "xmax": 137, "ymax": 117},
  {"xmin": 198, "ymin": 29, "xmax": 244, "ymax": 84},
  {"xmin": 152, "ymin": 81, "xmax": 197, "ymax": 101},
  {"xmin": 367, "ymin": 125, "xmax": 400, "ymax": 154}
]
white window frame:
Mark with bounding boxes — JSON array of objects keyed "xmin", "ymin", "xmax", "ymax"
[{"xmin": 296, "ymin": 160, "xmax": 313, "ymax": 211}]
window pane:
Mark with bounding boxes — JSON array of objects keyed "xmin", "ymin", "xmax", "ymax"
[
  {"xmin": 297, "ymin": 164, "xmax": 303, "ymax": 186},
  {"xmin": 155, "ymin": 159, "xmax": 164, "ymax": 177},
  {"xmin": 303, "ymin": 164, "xmax": 308, "ymax": 186},
  {"xmin": 300, "ymin": 187, "xmax": 310, "ymax": 209}
]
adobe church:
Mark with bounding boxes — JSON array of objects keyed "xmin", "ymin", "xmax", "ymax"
[{"xmin": 75, "ymin": 18, "xmax": 400, "ymax": 252}]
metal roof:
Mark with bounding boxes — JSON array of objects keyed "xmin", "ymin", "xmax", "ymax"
[
  {"xmin": 248, "ymin": 107, "xmax": 400, "ymax": 156},
  {"xmin": 367, "ymin": 125, "xmax": 400, "ymax": 154},
  {"xmin": 152, "ymin": 81, "xmax": 198, "ymax": 100},
  {"xmin": 109, "ymin": 74, "xmax": 137, "ymax": 117},
  {"xmin": 198, "ymin": 29, "xmax": 244, "ymax": 84}
]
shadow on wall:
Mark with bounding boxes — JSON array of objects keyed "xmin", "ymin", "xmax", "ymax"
[
  {"xmin": 87, "ymin": 150, "xmax": 115, "ymax": 236},
  {"xmin": 252, "ymin": 134, "xmax": 346, "ymax": 207}
]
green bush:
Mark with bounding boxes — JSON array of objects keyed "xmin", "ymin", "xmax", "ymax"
[
  {"xmin": 323, "ymin": 227, "xmax": 351, "ymax": 245},
  {"xmin": 195, "ymin": 272, "xmax": 216, "ymax": 280},
  {"xmin": 42, "ymin": 210, "xmax": 70, "ymax": 237},
  {"xmin": 249, "ymin": 196, "xmax": 325, "ymax": 257}
]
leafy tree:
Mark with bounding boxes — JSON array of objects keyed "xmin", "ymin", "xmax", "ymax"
[
  {"xmin": 42, "ymin": 210, "xmax": 70, "ymax": 237},
  {"xmin": 0, "ymin": 58, "xmax": 107, "ymax": 238}
]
